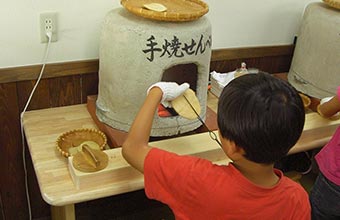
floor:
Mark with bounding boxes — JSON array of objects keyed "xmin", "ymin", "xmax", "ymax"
[
  {"xmin": 300, "ymin": 171, "xmax": 318, "ymax": 194},
  {"xmin": 277, "ymin": 149, "xmax": 319, "ymax": 194},
  {"xmin": 75, "ymin": 190, "xmax": 175, "ymax": 220},
  {"xmin": 299, "ymin": 149, "xmax": 320, "ymax": 194}
]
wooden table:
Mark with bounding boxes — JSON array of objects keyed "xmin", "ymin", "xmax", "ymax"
[{"xmin": 23, "ymin": 92, "xmax": 340, "ymax": 220}]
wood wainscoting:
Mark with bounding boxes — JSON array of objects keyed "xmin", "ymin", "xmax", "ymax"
[{"xmin": 0, "ymin": 45, "xmax": 294, "ymax": 220}]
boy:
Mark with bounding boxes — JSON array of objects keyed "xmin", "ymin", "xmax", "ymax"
[{"xmin": 122, "ymin": 72, "xmax": 310, "ymax": 219}]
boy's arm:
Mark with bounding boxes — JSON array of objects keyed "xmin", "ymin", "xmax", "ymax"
[
  {"xmin": 122, "ymin": 82, "xmax": 189, "ymax": 173},
  {"xmin": 121, "ymin": 87, "xmax": 162, "ymax": 173}
]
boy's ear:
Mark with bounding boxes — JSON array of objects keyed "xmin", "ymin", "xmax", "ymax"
[
  {"xmin": 219, "ymin": 133, "xmax": 245, "ymax": 157},
  {"xmin": 227, "ymin": 140, "xmax": 245, "ymax": 156}
]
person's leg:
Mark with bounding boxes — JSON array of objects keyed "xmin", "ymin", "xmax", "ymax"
[{"xmin": 310, "ymin": 173, "xmax": 340, "ymax": 220}]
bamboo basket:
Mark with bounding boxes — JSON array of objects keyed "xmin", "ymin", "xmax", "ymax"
[
  {"xmin": 323, "ymin": 0, "xmax": 340, "ymax": 9},
  {"xmin": 299, "ymin": 93, "xmax": 312, "ymax": 110},
  {"xmin": 56, "ymin": 128, "xmax": 107, "ymax": 158},
  {"xmin": 120, "ymin": 0, "xmax": 209, "ymax": 22}
]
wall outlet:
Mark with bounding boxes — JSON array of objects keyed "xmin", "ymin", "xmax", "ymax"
[{"xmin": 40, "ymin": 12, "xmax": 58, "ymax": 43}]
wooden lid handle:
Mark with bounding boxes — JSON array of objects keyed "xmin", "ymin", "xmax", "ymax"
[{"xmin": 82, "ymin": 144, "xmax": 100, "ymax": 167}]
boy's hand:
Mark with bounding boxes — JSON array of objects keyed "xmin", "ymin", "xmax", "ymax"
[{"xmin": 148, "ymin": 82, "xmax": 190, "ymax": 102}]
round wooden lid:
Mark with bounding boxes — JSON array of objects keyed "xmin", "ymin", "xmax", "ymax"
[
  {"xmin": 171, "ymin": 89, "xmax": 201, "ymax": 120},
  {"xmin": 72, "ymin": 145, "xmax": 109, "ymax": 173},
  {"xmin": 121, "ymin": 0, "xmax": 209, "ymax": 22}
]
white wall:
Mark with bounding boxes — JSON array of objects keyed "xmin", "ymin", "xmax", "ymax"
[{"xmin": 0, "ymin": 0, "xmax": 318, "ymax": 68}]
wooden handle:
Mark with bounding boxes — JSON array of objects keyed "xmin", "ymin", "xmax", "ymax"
[{"xmin": 82, "ymin": 144, "xmax": 100, "ymax": 167}]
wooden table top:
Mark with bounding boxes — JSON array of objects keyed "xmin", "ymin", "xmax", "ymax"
[{"xmin": 23, "ymin": 92, "xmax": 340, "ymax": 206}]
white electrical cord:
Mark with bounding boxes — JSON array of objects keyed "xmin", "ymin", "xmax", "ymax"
[{"xmin": 20, "ymin": 31, "xmax": 53, "ymax": 220}]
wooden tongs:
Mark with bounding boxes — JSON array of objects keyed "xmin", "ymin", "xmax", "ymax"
[{"xmin": 182, "ymin": 95, "xmax": 222, "ymax": 147}]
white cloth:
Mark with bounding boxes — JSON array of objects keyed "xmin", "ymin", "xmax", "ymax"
[{"xmin": 210, "ymin": 71, "xmax": 236, "ymax": 87}]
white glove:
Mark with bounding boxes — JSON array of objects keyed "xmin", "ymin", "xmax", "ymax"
[{"xmin": 147, "ymin": 82, "xmax": 190, "ymax": 102}]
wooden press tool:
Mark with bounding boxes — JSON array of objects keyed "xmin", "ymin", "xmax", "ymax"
[{"xmin": 72, "ymin": 144, "xmax": 109, "ymax": 172}]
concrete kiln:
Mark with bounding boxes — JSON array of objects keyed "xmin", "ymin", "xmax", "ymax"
[
  {"xmin": 288, "ymin": 2, "xmax": 340, "ymax": 98},
  {"xmin": 96, "ymin": 8, "xmax": 212, "ymax": 136}
]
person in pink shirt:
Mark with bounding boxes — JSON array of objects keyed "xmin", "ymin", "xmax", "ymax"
[
  {"xmin": 310, "ymin": 86, "xmax": 340, "ymax": 219},
  {"xmin": 122, "ymin": 72, "xmax": 310, "ymax": 219}
]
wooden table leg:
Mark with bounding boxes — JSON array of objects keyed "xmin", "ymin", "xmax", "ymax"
[{"xmin": 51, "ymin": 204, "xmax": 75, "ymax": 220}]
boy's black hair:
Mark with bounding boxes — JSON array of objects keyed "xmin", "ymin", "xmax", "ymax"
[{"xmin": 217, "ymin": 72, "xmax": 305, "ymax": 164}]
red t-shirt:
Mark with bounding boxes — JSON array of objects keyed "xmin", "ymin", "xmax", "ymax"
[{"xmin": 144, "ymin": 148, "xmax": 310, "ymax": 220}]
